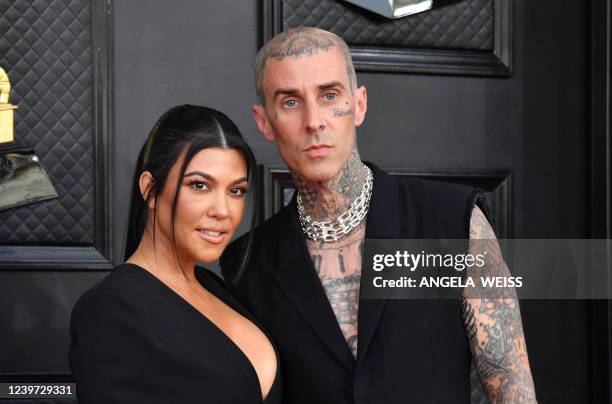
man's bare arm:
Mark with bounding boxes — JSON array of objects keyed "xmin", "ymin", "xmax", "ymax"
[{"xmin": 462, "ymin": 206, "xmax": 537, "ymax": 403}]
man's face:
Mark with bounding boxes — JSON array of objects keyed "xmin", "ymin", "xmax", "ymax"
[{"xmin": 253, "ymin": 47, "xmax": 367, "ymax": 183}]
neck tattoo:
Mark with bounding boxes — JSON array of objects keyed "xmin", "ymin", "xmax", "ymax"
[
  {"xmin": 295, "ymin": 148, "xmax": 371, "ymax": 241},
  {"xmin": 297, "ymin": 166, "xmax": 372, "ymax": 242}
]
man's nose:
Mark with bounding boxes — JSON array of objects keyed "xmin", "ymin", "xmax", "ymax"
[{"xmin": 304, "ymin": 99, "xmax": 325, "ymax": 133}]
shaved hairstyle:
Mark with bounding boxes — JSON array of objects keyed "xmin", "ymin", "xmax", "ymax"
[{"xmin": 254, "ymin": 27, "xmax": 357, "ymax": 106}]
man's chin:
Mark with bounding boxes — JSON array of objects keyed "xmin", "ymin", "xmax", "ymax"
[{"xmin": 295, "ymin": 163, "xmax": 343, "ymax": 184}]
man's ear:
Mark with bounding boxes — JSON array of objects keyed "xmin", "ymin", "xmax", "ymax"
[
  {"xmin": 139, "ymin": 171, "xmax": 155, "ymax": 210},
  {"xmin": 353, "ymin": 85, "xmax": 368, "ymax": 127},
  {"xmin": 252, "ymin": 104, "xmax": 275, "ymax": 141}
]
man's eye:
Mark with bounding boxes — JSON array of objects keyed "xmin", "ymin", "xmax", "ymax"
[
  {"xmin": 324, "ymin": 93, "xmax": 337, "ymax": 101},
  {"xmin": 284, "ymin": 99, "xmax": 298, "ymax": 108}
]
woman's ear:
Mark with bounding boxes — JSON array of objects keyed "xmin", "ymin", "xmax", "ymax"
[{"xmin": 139, "ymin": 171, "xmax": 155, "ymax": 209}]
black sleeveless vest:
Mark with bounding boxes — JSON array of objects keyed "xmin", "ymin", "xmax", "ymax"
[{"xmin": 221, "ymin": 163, "xmax": 480, "ymax": 404}]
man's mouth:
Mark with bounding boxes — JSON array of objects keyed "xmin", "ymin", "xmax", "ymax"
[{"xmin": 304, "ymin": 144, "xmax": 333, "ymax": 157}]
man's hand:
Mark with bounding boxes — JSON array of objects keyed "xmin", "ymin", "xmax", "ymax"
[{"xmin": 462, "ymin": 206, "xmax": 537, "ymax": 403}]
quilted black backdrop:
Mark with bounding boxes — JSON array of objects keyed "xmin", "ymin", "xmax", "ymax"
[
  {"xmin": 0, "ymin": 0, "xmax": 94, "ymax": 245},
  {"xmin": 282, "ymin": 0, "xmax": 493, "ymax": 50}
]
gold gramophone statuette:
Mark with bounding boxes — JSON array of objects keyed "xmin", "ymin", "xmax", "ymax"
[{"xmin": 0, "ymin": 67, "xmax": 18, "ymax": 144}]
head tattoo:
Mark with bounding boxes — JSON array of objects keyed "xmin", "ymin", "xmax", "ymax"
[{"xmin": 254, "ymin": 27, "xmax": 357, "ymax": 106}]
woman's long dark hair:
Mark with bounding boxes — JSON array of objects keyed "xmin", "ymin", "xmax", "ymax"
[{"xmin": 124, "ymin": 105, "xmax": 257, "ymax": 282}]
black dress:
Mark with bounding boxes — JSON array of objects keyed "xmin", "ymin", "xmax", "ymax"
[{"xmin": 69, "ymin": 264, "xmax": 281, "ymax": 404}]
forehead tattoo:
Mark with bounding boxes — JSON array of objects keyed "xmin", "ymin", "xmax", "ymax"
[
  {"xmin": 268, "ymin": 34, "xmax": 335, "ymax": 61},
  {"xmin": 254, "ymin": 27, "xmax": 357, "ymax": 106}
]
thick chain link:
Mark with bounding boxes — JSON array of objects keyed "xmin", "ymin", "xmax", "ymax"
[{"xmin": 297, "ymin": 167, "xmax": 373, "ymax": 242}]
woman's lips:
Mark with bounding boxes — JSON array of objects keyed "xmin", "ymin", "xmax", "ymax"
[{"xmin": 198, "ymin": 229, "xmax": 226, "ymax": 244}]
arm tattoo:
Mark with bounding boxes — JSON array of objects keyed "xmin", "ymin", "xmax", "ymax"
[
  {"xmin": 463, "ymin": 206, "xmax": 537, "ymax": 403},
  {"xmin": 461, "ymin": 298, "xmax": 477, "ymax": 340}
]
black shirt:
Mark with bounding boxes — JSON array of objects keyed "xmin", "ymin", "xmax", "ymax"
[{"xmin": 70, "ymin": 264, "xmax": 281, "ymax": 404}]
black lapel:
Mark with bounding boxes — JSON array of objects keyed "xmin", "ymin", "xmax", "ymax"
[
  {"xmin": 269, "ymin": 198, "xmax": 356, "ymax": 373},
  {"xmin": 357, "ymin": 163, "xmax": 402, "ymax": 361}
]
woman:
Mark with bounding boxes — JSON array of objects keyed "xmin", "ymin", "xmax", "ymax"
[{"xmin": 69, "ymin": 105, "xmax": 280, "ymax": 403}]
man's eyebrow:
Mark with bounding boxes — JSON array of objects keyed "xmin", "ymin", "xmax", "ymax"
[
  {"xmin": 273, "ymin": 87, "xmax": 299, "ymax": 101},
  {"xmin": 318, "ymin": 81, "xmax": 344, "ymax": 90},
  {"xmin": 272, "ymin": 81, "xmax": 345, "ymax": 101}
]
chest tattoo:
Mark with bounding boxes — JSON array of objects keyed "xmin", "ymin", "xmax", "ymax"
[{"xmin": 307, "ymin": 226, "xmax": 365, "ymax": 357}]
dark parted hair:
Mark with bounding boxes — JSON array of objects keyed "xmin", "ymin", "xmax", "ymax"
[{"xmin": 124, "ymin": 104, "xmax": 257, "ymax": 283}]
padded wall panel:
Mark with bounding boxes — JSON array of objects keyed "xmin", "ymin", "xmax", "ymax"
[
  {"xmin": 0, "ymin": 0, "xmax": 94, "ymax": 245},
  {"xmin": 282, "ymin": 0, "xmax": 493, "ymax": 50}
]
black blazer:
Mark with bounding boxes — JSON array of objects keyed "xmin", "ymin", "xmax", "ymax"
[{"xmin": 221, "ymin": 163, "xmax": 480, "ymax": 404}]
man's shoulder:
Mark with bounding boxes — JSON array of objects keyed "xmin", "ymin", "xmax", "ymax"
[
  {"xmin": 399, "ymin": 175, "xmax": 479, "ymax": 219},
  {"xmin": 397, "ymin": 175, "xmax": 477, "ymax": 202},
  {"xmin": 370, "ymin": 164, "xmax": 478, "ymax": 206},
  {"xmin": 369, "ymin": 164, "xmax": 481, "ymax": 237}
]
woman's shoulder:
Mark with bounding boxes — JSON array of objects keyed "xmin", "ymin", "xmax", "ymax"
[{"xmin": 71, "ymin": 264, "xmax": 151, "ymax": 321}]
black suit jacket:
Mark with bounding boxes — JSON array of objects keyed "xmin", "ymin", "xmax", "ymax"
[{"xmin": 221, "ymin": 164, "xmax": 480, "ymax": 404}]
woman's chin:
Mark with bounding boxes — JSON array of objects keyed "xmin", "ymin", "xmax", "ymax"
[{"xmin": 194, "ymin": 247, "xmax": 226, "ymax": 265}]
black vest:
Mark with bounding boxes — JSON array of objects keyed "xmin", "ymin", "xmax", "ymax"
[{"xmin": 221, "ymin": 163, "xmax": 480, "ymax": 404}]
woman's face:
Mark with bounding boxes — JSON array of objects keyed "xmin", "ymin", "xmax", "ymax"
[{"xmin": 154, "ymin": 147, "xmax": 248, "ymax": 264}]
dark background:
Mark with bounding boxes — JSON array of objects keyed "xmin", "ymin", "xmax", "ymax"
[{"xmin": 0, "ymin": 0, "xmax": 610, "ymax": 403}]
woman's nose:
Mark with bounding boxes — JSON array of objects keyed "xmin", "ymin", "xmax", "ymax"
[{"xmin": 206, "ymin": 191, "xmax": 229, "ymax": 219}]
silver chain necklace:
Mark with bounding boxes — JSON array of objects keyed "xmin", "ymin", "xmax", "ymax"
[{"xmin": 296, "ymin": 166, "xmax": 373, "ymax": 242}]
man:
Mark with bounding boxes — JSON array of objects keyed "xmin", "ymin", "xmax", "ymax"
[{"xmin": 221, "ymin": 27, "xmax": 536, "ymax": 403}]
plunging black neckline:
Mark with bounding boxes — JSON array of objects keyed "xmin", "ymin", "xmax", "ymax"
[{"xmin": 123, "ymin": 263, "xmax": 278, "ymax": 403}]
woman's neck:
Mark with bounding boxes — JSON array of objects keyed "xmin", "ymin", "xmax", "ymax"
[{"xmin": 127, "ymin": 228, "xmax": 197, "ymax": 285}]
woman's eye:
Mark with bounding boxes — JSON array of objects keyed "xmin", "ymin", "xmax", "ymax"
[
  {"xmin": 324, "ymin": 93, "xmax": 337, "ymax": 101},
  {"xmin": 283, "ymin": 99, "xmax": 298, "ymax": 108},
  {"xmin": 230, "ymin": 187, "xmax": 247, "ymax": 196},
  {"xmin": 191, "ymin": 181, "xmax": 209, "ymax": 191}
]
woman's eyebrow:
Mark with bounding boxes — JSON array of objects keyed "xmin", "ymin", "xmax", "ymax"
[
  {"xmin": 231, "ymin": 177, "xmax": 248, "ymax": 185},
  {"xmin": 184, "ymin": 171, "xmax": 215, "ymax": 182},
  {"xmin": 184, "ymin": 172, "xmax": 247, "ymax": 186}
]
